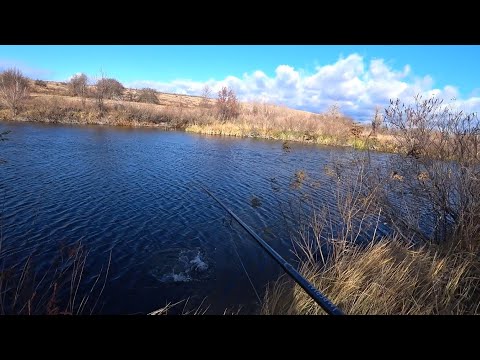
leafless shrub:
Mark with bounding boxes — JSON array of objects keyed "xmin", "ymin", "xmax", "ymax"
[
  {"xmin": 216, "ymin": 86, "xmax": 240, "ymax": 121},
  {"xmin": 68, "ymin": 73, "xmax": 88, "ymax": 96},
  {"xmin": 0, "ymin": 68, "xmax": 30, "ymax": 116},
  {"xmin": 325, "ymin": 103, "xmax": 342, "ymax": 119},
  {"xmin": 137, "ymin": 88, "xmax": 159, "ymax": 104},
  {"xmin": 200, "ymin": 85, "xmax": 213, "ymax": 108},
  {"xmin": 96, "ymin": 78, "xmax": 124, "ymax": 100},
  {"xmin": 68, "ymin": 73, "xmax": 88, "ymax": 99},
  {"xmin": 381, "ymin": 95, "xmax": 480, "ymax": 248}
]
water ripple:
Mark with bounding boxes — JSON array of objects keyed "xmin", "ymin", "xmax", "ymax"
[{"xmin": 0, "ymin": 121, "xmax": 386, "ymax": 314}]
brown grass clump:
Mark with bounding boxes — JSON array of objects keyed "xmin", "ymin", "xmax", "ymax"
[{"xmin": 262, "ymin": 237, "xmax": 479, "ymax": 315}]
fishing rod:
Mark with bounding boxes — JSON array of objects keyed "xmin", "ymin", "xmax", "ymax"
[{"xmin": 201, "ymin": 185, "xmax": 344, "ymax": 316}]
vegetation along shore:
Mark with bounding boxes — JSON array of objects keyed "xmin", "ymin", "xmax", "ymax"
[{"xmin": 0, "ymin": 69, "xmax": 396, "ymax": 152}]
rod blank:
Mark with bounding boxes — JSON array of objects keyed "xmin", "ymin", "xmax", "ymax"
[{"xmin": 202, "ymin": 185, "xmax": 344, "ymax": 316}]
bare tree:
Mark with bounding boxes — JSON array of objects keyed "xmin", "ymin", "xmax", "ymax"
[
  {"xmin": 93, "ymin": 71, "xmax": 105, "ymax": 113},
  {"xmin": 68, "ymin": 73, "xmax": 89, "ymax": 106},
  {"xmin": 200, "ymin": 85, "xmax": 212, "ymax": 108},
  {"xmin": 325, "ymin": 103, "xmax": 342, "ymax": 119},
  {"xmin": 94, "ymin": 72, "xmax": 107, "ymax": 113},
  {"xmin": 371, "ymin": 106, "xmax": 382, "ymax": 135},
  {"xmin": 216, "ymin": 86, "xmax": 239, "ymax": 121},
  {"xmin": 0, "ymin": 68, "xmax": 30, "ymax": 117}
]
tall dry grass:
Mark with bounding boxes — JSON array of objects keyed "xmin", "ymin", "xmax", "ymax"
[
  {"xmin": 0, "ymin": 241, "xmax": 111, "ymax": 315},
  {"xmin": 148, "ymin": 297, "xmax": 212, "ymax": 315},
  {"xmin": 2, "ymin": 95, "xmax": 206, "ymax": 129},
  {"xmin": 262, "ymin": 137, "xmax": 480, "ymax": 315},
  {"xmin": 186, "ymin": 102, "xmax": 397, "ymax": 151},
  {"xmin": 263, "ymin": 238, "xmax": 479, "ymax": 315},
  {"xmin": 188, "ymin": 103, "xmax": 355, "ymax": 143}
]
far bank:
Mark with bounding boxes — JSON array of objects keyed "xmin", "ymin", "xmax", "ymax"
[{"xmin": 0, "ymin": 93, "xmax": 397, "ymax": 153}]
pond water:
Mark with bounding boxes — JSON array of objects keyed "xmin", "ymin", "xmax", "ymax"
[{"xmin": 0, "ymin": 121, "xmax": 389, "ymax": 314}]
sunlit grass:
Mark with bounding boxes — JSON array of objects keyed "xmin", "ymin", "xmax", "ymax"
[{"xmin": 262, "ymin": 237, "xmax": 479, "ymax": 315}]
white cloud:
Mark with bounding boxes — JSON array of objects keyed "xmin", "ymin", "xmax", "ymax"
[{"xmin": 127, "ymin": 53, "xmax": 480, "ymax": 121}]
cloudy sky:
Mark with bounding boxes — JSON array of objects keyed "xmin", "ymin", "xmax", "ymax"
[{"xmin": 1, "ymin": 45, "xmax": 479, "ymax": 121}]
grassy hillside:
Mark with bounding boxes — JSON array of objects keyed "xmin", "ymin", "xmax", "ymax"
[
  {"xmin": 29, "ymin": 80, "xmax": 210, "ymax": 108},
  {"xmin": 0, "ymin": 79, "xmax": 397, "ymax": 152}
]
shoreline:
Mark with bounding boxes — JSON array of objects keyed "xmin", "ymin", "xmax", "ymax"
[
  {"xmin": 1, "ymin": 115, "xmax": 397, "ymax": 153},
  {"xmin": 185, "ymin": 123, "xmax": 397, "ymax": 152},
  {"xmin": 0, "ymin": 81, "xmax": 399, "ymax": 154},
  {"xmin": 0, "ymin": 116, "xmax": 176, "ymax": 130}
]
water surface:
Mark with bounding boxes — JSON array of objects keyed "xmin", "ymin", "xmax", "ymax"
[{"xmin": 0, "ymin": 121, "xmax": 385, "ymax": 314}]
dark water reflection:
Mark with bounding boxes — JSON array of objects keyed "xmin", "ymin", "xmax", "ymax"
[{"xmin": 0, "ymin": 121, "xmax": 389, "ymax": 314}]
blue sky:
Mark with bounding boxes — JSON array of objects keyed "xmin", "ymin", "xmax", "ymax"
[{"xmin": 1, "ymin": 45, "xmax": 479, "ymax": 120}]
